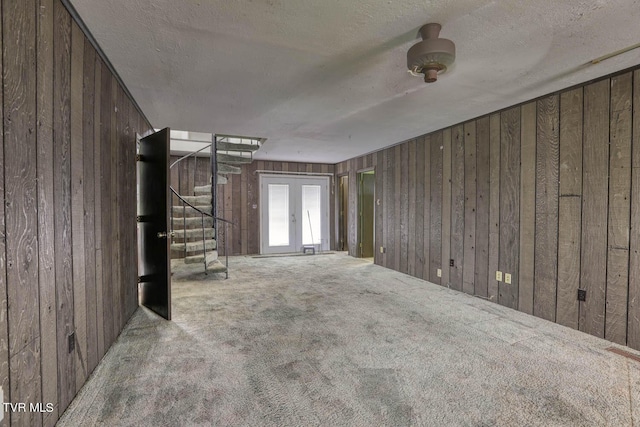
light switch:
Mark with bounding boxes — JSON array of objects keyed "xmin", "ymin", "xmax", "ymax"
[
  {"xmin": 437, "ymin": 268, "xmax": 442, "ymax": 278},
  {"xmin": 496, "ymin": 271, "xmax": 503, "ymax": 282},
  {"xmin": 505, "ymin": 273, "xmax": 512, "ymax": 285}
]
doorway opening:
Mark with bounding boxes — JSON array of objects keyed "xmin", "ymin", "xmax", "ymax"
[
  {"xmin": 260, "ymin": 174, "xmax": 330, "ymax": 254},
  {"xmin": 358, "ymin": 170, "xmax": 375, "ymax": 259},
  {"xmin": 338, "ymin": 175, "xmax": 349, "ymax": 252}
]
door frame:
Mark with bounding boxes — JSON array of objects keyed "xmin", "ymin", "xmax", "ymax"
[
  {"xmin": 357, "ymin": 169, "xmax": 375, "ymax": 258},
  {"xmin": 259, "ymin": 174, "xmax": 331, "ymax": 254}
]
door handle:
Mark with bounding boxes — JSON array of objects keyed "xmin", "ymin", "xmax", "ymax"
[{"xmin": 157, "ymin": 231, "xmax": 168, "ymax": 239}]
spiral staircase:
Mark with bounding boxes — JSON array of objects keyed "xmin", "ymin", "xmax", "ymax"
[{"xmin": 169, "ymin": 133, "xmax": 264, "ymax": 276}]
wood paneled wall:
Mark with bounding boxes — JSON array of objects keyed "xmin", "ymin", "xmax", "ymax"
[
  {"xmin": 169, "ymin": 157, "xmax": 335, "ymax": 255},
  {"xmin": 336, "ymin": 67, "xmax": 640, "ymax": 351},
  {"xmin": 0, "ymin": 1, "xmax": 153, "ymax": 425}
]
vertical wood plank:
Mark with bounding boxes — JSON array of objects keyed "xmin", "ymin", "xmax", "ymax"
[
  {"xmin": 0, "ymin": 4, "xmax": 9, "ymax": 425},
  {"xmin": 475, "ymin": 117, "xmax": 490, "ymax": 298},
  {"xmin": 407, "ymin": 140, "xmax": 417, "ymax": 276},
  {"xmin": 382, "ymin": 150, "xmax": 389, "ymax": 267},
  {"xmin": 100, "ymin": 60, "xmax": 114, "ymax": 352},
  {"xmin": 557, "ymin": 88, "xmax": 583, "ymax": 329},
  {"xmin": 414, "ymin": 137, "xmax": 425, "ymax": 279},
  {"xmin": 393, "ymin": 144, "xmax": 405, "ymax": 271},
  {"xmin": 4, "ymin": 0, "xmax": 41, "ymax": 373},
  {"xmin": 70, "ymin": 21, "xmax": 88, "ymax": 391},
  {"xmin": 82, "ymin": 31, "xmax": 98, "ymax": 378},
  {"xmin": 421, "ymin": 136, "xmax": 431, "ymax": 282},
  {"xmin": 580, "ymin": 79, "xmax": 610, "ymax": 338},
  {"xmin": 232, "ymin": 166, "xmax": 242, "ymax": 254},
  {"xmin": 441, "ymin": 129, "xmax": 451, "ymax": 287},
  {"xmin": 93, "ymin": 58, "xmax": 104, "ymax": 361},
  {"xmin": 431, "ymin": 132, "xmax": 444, "ymax": 285},
  {"xmin": 110, "ymin": 77, "xmax": 120, "ymax": 339},
  {"xmin": 499, "ymin": 106, "xmax": 521, "ymax": 309},
  {"xmin": 629, "ymin": 69, "xmax": 640, "ymax": 350},
  {"xmin": 488, "ymin": 114, "xmax": 501, "ymax": 301},
  {"xmin": 519, "ymin": 102, "xmax": 536, "ymax": 315},
  {"xmin": 605, "ymin": 72, "xmax": 632, "ymax": 344},
  {"xmin": 36, "ymin": 0, "xmax": 58, "ymax": 422},
  {"xmin": 241, "ymin": 162, "xmax": 248, "ymax": 254},
  {"xmin": 450, "ymin": 125, "xmax": 465, "ymax": 291},
  {"xmin": 387, "ymin": 148, "xmax": 396, "ymax": 269},
  {"xmin": 463, "ymin": 121, "xmax": 476, "ymax": 295},
  {"xmin": 534, "ymin": 95, "xmax": 560, "ymax": 322},
  {"xmin": 399, "ymin": 145, "xmax": 409, "ymax": 272},
  {"xmin": 53, "ymin": 0, "xmax": 75, "ymax": 412}
]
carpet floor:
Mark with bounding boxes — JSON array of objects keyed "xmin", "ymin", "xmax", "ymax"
[{"xmin": 58, "ymin": 253, "xmax": 640, "ymax": 426}]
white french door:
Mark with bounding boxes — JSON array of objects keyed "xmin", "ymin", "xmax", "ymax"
[{"xmin": 260, "ymin": 175, "xmax": 330, "ymax": 254}]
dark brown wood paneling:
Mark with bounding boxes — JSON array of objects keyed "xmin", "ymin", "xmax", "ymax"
[
  {"xmin": 232, "ymin": 164, "xmax": 242, "ymax": 255},
  {"xmin": 557, "ymin": 88, "xmax": 583, "ymax": 329},
  {"xmin": 475, "ymin": 116, "xmax": 490, "ymax": 298},
  {"xmin": 4, "ymin": 4, "xmax": 41, "ymax": 407},
  {"xmin": 398, "ymin": 142, "xmax": 409, "ymax": 273},
  {"xmin": 407, "ymin": 140, "xmax": 417, "ymax": 276},
  {"xmin": 463, "ymin": 122, "xmax": 476, "ymax": 295},
  {"xmin": 100, "ymin": 60, "xmax": 114, "ymax": 354},
  {"xmin": 605, "ymin": 72, "xmax": 632, "ymax": 345},
  {"xmin": 629, "ymin": 69, "xmax": 640, "ymax": 350},
  {"xmin": 488, "ymin": 114, "xmax": 501, "ymax": 302},
  {"xmin": 414, "ymin": 137, "xmax": 426, "ymax": 279},
  {"xmin": 441, "ymin": 129, "xmax": 451, "ymax": 286},
  {"xmin": 382, "ymin": 150, "xmax": 389, "ymax": 267},
  {"xmin": 71, "ymin": 21, "xmax": 88, "ymax": 392},
  {"xmin": 431, "ymin": 132, "xmax": 444, "ymax": 285},
  {"xmin": 422, "ymin": 137, "xmax": 431, "ymax": 281},
  {"xmin": 387, "ymin": 148, "xmax": 397, "ymax": 270},
  {"xmin": 519, "ymin": 102, "xmax": 536, "ymax": 315},
  {"xmin": 499, "ymin": 106, "xmax": 521, "ymax": 309},
  {"xmin": 580, "ymin": 79, "xmax": 610, "ymax": 338},
  {"xmin": 36, "ymin": 0, "xmax": 58, "ymax": 423},
  {"xmin": 53, "ymin": 0, "xmax": 75, "ymax": 412},
  {"xmin": 93, "ymin": 58, "xmax": 105, "ymax": 362},
  {"xmin": 534, "ymin": 95, "xmax": 559, "ymax": 322},
  {"xmin": 450, "ymin": 125, "xmax": 465, "ymax": 291},
  {"xmin": 82, "ymin": 29, "xmax": 98, "ymax": 379}
]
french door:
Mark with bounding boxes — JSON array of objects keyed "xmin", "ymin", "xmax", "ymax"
[{"xmin": 260, "ymin": 175, "xmax": 330, "ymax": 254}]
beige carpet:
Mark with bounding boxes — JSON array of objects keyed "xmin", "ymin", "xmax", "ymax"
[{"xmin": 59, "ymin": 253, "xmax": 640, "ymax": 426}]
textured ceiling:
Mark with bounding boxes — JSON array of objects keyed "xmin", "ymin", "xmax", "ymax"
[{"xmin": 70, "ymin": 0, "xmax": 640, "ymax": 163}]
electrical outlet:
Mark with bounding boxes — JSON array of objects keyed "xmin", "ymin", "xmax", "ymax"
[
  {"xmin": 437, "ymin": 268, "xmax": 442, "ymax": 277},
  {"xmin": 496, "ymin": 271, "xmax": 503, "ymax": 282},
  {"xmin": 380, "ymin": 246, "xmax": 386, "ymax": 254},
  {"xmin": 578, "ymin": 289, "xmax": 587, "ymax": 302},
  {"xmin": 449, "ymin": 259, "xmax": 454, "ymax": 267},
  {"xmin": 505, "ymin": 273, "xmax": 512, "ymax": 284}
]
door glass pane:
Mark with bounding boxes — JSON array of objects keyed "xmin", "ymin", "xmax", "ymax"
[
  {"xmin": 268, "ymin": 184, "xmax": 289, "ymax": 246},
  {"xmin": 302, "ymin": 185, "xmax": 321, "ymax": 245}
]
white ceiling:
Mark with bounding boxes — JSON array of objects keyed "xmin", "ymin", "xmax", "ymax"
[{"xmin": 70, "ymin": 0, "xmax": 640, "ymax": 163}]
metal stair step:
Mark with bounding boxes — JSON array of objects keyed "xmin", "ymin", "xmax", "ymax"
[
  {"xmin": 171, "ymin": 205, "xmax": 212, "ymax": 217},
  {"xmin": 172, "ymin": 216, "xmax": 214, "ymax": 229},
  {"xmin": 217, "ymin": 153, "xmax": 252, "ymax": 165},
  {"xmin": 217, "ymin": 141, "xmax": 261, "ymax": 152},
  {"xmin": 177, "ymin": 195, "xmax": 211, "ymax": 205},
  {"xmin": 218, "ymin": 163, "xmax": 241, "ymax": 174},
  {"xmin": 171, "ymin": 239, "xmax": 217, "ymax": 253},
  {"xmin": 184, "ymin": 250, "xmax": 218, "ymax": 265},
  {"xmin": 173, "ymin": 227, "xmax": 215, "ymax": 241},
  {"xmin": 206, "ymin": 258, "xmax": 227, "ymax": 273}
]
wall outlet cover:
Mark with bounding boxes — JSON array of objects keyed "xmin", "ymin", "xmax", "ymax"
[
  {"xmin": 496, "ymin": 271, "xmax": 503, "ymax": 282},
  {"xmin": 437, "ymin": 268, "xmax": 442, "ymax": 277},
  {"xmin": 505, "ymin": 273, "xmax": 512, "ymax": 284}
]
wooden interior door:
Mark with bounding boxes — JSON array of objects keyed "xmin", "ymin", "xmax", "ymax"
[
  {"xmin": 358, "ymin": 171, "xmax": 375, "ymax": 258},
  {"xmin": 138, "ymin": 128, "xmax": 171, "ymax": 319}
]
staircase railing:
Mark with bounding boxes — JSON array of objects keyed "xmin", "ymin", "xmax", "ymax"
[{"xmin": 169, "ymin": 143, "xmax": 233, "ymax": 278}]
